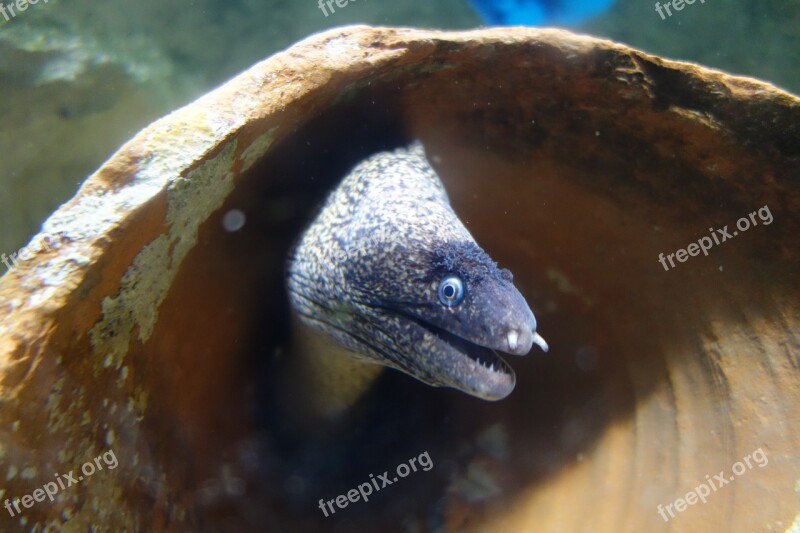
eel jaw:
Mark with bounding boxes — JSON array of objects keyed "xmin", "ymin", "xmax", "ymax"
[{"xmin": 406, "ymin": 318, "xmax": 518, "ymax": 401}]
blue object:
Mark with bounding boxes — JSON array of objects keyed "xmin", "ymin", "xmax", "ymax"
[{"xmin": 468, "ymin": 0, "xmax": 614, "ymax": 26}]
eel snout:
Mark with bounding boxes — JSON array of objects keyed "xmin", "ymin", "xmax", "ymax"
[
  {"xmin": 412, "ymin": 263, "xmax": 547, "ymax": 400},
  {"xmin": 504, "ymin": 310, "xmax": 549, "ymax": 355},
  {"xmin": 420, "ymin": 257, "xmax": 547, "ymax": 356},
  {"xmin": 473, "ymin": 279, "xmax": 547, "ymax": 357}
]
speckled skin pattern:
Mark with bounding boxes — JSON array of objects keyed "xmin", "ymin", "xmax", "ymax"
[{"xmin": 287, "ymin": 142, "xmax": 544, "ymax": 400}]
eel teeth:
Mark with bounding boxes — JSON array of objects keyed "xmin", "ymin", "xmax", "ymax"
[{"xmin": 507, "ymin": 330, "xmax": 519, "ymax": 351}]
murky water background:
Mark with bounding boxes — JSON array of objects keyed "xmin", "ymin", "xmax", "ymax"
[{"xmin": 1, "ymin": 0, "xmax": 798, "ymax": 255}]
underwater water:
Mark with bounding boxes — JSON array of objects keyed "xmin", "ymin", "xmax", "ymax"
[{"xmin": 0, "ymin": 0, "xmax": 799, "ymax": 532}]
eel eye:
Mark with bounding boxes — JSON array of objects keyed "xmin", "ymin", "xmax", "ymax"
[{"xmin": 437, "ymin": 275, "xmax": 465, "ymax": 307}]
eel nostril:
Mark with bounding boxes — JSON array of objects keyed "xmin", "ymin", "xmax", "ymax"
[{"xmin": 532, "ymin": 332, "xmax": 549, "ymax": 352}]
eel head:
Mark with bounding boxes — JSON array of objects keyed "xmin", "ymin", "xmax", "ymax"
[{"xmin": 287, "ymin": 144, "xmax": 547, "ymax": 400}]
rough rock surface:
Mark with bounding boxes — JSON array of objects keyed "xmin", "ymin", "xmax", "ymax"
[{"xmin": 0, "ymin": 26, "xmax": 798, "ymax": 532}]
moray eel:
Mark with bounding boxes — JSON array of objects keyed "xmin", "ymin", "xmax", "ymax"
[{"xmin": 286, "ymin": 142, "xmax": 547, "ymax": 417}]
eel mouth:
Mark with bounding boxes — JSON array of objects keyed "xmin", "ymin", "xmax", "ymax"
[{"xmin": 407, "ymin": 318, "xmax": 516, "ymax": 401}]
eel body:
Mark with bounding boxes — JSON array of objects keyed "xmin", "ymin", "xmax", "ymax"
[{"xmin": 287, "ymin": 142, "xmax": 547, "ymax": 414}]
